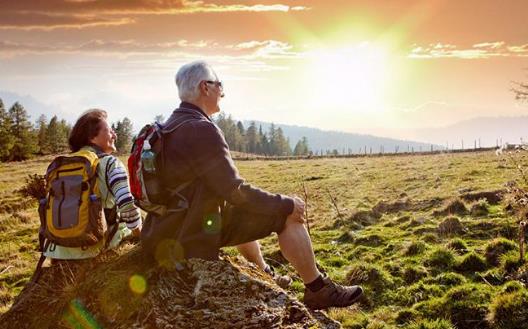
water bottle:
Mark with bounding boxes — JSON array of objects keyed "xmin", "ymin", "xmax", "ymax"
[
  {"xmin": 141, "ymin": 140, "xmax": 162, "ymax": 202},
  {"xmin": 141, "ymin": 140, "xmax": 156, "ymax": 174}
]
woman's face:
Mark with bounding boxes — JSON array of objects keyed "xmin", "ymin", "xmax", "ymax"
[{"xmin": 90, "ymin": 119, "xmax": 117, "ymax": 154}]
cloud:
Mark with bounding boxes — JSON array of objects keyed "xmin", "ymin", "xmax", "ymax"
[
  {"xmin": 409, "ymin": 41, "xmax": 528, "ymax": 59},
  {"xmin": 229, "ymin": 40, "xmax": 301, "ymax": 59},
  {"xmin": 0, "ymin": 39, "xmax": 302, "ymax": 60},
  {"xmin": 0, "ymin": 39, "xmax": 222, "ymax": 57},
  {"xmin": 0, "ymin": 0, "xmax": 309, "ymax": 30}
]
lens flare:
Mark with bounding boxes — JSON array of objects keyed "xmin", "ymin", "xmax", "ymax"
[
  {"xmin": 202, "ymin": 213, "xmax": 221, "ymax": 234},
  {"xmin": 129, "ymin": 274, "xmax": 147, "ymax": 295},
  {"xmin": 62, "ymin": 298, "xmax": 101, "ymax": 329}
]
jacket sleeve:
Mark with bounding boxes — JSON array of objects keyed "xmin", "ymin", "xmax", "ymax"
[
  {"xmin": 186, "ymin": 121, "xmax": 294, "ymax": 218},
  {"xmin": 104, "ymin": 156, "xmax": 142, "ymax": 229}
]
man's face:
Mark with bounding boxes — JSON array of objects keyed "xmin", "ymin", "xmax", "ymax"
[{"xmin": 203, "ymin": 73, "xmax": 224, "ymax": 114}]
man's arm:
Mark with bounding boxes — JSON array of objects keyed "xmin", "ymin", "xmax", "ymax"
[{"xmin": 187, "ymin": 121, "xmax": 294, "ymax": 217}]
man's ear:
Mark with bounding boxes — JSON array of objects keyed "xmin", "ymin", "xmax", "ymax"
[{"xmin": 199, "ymin": 81, "xmax": 209, "ymax": 95}]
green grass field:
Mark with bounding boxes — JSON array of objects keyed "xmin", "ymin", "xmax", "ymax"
[{"xmin": 1, "ymin": 151, "xmax": 528, "ymax": 328}]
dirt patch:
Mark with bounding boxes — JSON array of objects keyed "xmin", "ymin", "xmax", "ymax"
[
  {"xmin": 460, "ymin": 190, "xmax": 504, "ymax": 205},
  {"xmin": 372, "ymin": 198, "xmax": 443, "ymax": 214}
]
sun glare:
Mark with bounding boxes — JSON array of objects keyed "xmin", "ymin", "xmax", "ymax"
[{"xmin": 305, "ymin": 43, "xmax": 390, "ymax": 113}]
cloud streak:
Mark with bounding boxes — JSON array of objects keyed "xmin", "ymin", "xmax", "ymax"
[
  {"xmin": 409, "ymin": 41, "xmax": 528, "ymax": 59},
  {"xmin": 0, "ymin": 0, "xmax": 309, "ymax": 30}
]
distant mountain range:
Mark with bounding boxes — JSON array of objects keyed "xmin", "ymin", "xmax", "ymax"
[
  {"xmin": 243, "ymin": 120, "xmax": 442, "ymax": 154},
  {"xmin": 409, "ymin": 116, "xmax": 528, "ymax": 148}
]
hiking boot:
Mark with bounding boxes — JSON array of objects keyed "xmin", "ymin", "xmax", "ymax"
[
  {"xmin": 303, "ymin": 276, "xmax": 363, "ymax": 310},
  {"xmin": 264, "ymin": 265, "xmax": 292, "ymax": 289}
]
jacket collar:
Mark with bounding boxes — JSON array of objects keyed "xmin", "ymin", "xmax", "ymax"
[{"xmin": 178, "ymin": 102, "xmax": 211, "ymax": 121}]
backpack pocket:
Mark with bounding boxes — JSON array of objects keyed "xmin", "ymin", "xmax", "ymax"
[
  {"xmin": 51, "ymin": 175, "xmax": 83, "ymax": 229},
  {"xmin": 88, "ymin": 194, "xmax": 106, "ymax": 243}
]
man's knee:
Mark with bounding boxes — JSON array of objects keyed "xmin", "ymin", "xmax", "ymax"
[{"xmin": 281, "ymin": 217, "xmax": 309, "ymax": 234}]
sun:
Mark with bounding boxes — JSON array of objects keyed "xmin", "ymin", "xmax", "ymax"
[{"xmin": 304, "ymin": 43, "xmax": 390, "ymax": 113}]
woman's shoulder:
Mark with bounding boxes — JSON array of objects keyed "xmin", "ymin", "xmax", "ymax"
[{"xmin": 98, "ymin": 154, "xmax": 126, "ymax": 174}]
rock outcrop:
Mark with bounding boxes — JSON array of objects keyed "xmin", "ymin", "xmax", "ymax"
[{"xmin": 0, "ymin": 244, "xmax": 340, "ymax": 328}]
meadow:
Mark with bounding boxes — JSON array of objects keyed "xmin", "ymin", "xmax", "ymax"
[{"xmin": 1, "ymin": 150, "xmax": 528, "ymax": 328}]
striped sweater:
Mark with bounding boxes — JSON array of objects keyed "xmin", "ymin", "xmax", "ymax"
[{"xmin": 99, "ymin": 154, "xmax": 142, "ymax": 230}]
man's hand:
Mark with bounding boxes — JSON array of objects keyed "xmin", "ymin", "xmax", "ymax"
[{"xmin": 287, "ymin": 196, "xmax": 305, "ymax": 224}]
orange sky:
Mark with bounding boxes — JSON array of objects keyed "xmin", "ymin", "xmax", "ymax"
[{"xmin": 0, "ymin": 0, "xmax": 527, "ymax": 140}]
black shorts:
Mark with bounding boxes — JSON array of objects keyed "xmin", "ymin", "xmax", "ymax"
[{"xmin": 220, "ymin": 205, "xmax": 288, "ymax": 247}]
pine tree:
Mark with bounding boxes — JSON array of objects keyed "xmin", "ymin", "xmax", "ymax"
[
  {"xmin": 236, "ymin": 121, "xmax": 246, "ymax": 152},
  {"xmin": 0, "ymin": 99, "xmax": 15, "ymax": 161},
  {"xmin": 36, "ymin": 114, "xmax": 49, "ymax": 154},
  {"xmin": 257, "ymin": 125, "xmax": 268, "ymax": 155},
  {"xmin": 115, "ymin": 117, "xmax": 133, "ymax": 154},
  {"xmin": 59, "ymin": 119, "xmax": 71, "ymax": 151},
  {"xmin": 268, "ymin": 123, "xmax": 278, "ymax": 155},
  {"xmin": 8, "ymin": 102, "xmax": 37, "ymax": 160},
  {"xmin": 246, "ymin": 121, "xmax": 258, "ymax": 154},
  {"xmin": 275, "ymin": 127, "xmax": 291, "ymax": 155},
  {"xmin": 293, "ymin": 136, "xmax": 310, "ymax": 156}
]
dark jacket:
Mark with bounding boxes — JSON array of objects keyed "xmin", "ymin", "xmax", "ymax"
[{"xmin": 141, "ymin": 102, "xmax": 294, "ymax": 260}]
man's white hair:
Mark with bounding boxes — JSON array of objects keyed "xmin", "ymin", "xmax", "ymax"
[{"xmin": 175, "ymin": 61, "xmax": 216, "ymax": 102}]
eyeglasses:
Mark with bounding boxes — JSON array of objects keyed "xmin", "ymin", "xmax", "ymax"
[{"xmin": 205, "ymin": 80, "xmax": 223, "ymax": 89}]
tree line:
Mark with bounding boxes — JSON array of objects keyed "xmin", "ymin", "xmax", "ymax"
[
  {"xmin": 214, "ymin": 113, "xmax": 310, "ymax": 156},
  {"xmin": 0, "ymin": 97, "xmax": 309, "ymax": 162},
  {"xmin": 0, "ymin": 98, "xmax": 135, "ymax": 162}
]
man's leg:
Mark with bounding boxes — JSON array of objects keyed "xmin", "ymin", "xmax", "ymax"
[
  {"xmin": 278, "ymin": 217, "xmax": 363, "ymax": 310},
  {"xmin": 236, "ymin": 240, "xmax": 267, "ymax": 270},
  {"xmin": 237, "ymin": 240, "xmax": 293, "ymax": 288},
  {"xmin": 277, "ymin": 218, "xmax": 320, "ymax": 283}
]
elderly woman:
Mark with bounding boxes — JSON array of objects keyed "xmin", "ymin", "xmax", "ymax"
[{"xmin": 43, "ymin": 109, "xmax": 142, "ymax": 259}]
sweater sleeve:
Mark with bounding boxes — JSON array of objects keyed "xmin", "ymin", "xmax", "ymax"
[
  {"xmin": 105, "ymin": 156, "xmax": 142, "ymax": 229},
  {"xmin": 186, "ymin": 121, "xmax": 294, "ymax": 218}
]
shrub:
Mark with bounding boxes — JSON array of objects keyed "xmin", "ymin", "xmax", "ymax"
[
  {"xmin": 405, "ymin": 319, "xmax": 455, "ymax": 329},
  {"xmin": 346, "ymin": 263, "xmax": 394, "ymax": 295},
  {"xmin": 414, "ymin": 284, "xmax": 492, "ymax": 329},
  {"xmin": 487, "ymin": 289, "xmax": 528, "ymax": 329},
  {"xmin": 324, "ymin": 256, "xmax": 346, "ymax": 267},
  {"xmin": 354, "ymin": 233, "xmax": 384, "ymax": 246},
  {"xmin": 470, "ymin": 199, "xmax": 489, "ymax": 217},
  {"xmin": 421, "ymin": 233, "xmax": 438, "ymax": 243},
  {"xmin": 455, "ymin": 252, "xmax": 487, "ymax": 273},
  {"xmin": 18, "ymin": 173, "xmax": 46, "ymax": 200},
  {"xmin": 433, "ymin": 199, "xmax": 468, "ymax": 217},
  {"xmin": 484, "ymin": 238, "xmax": 517, "ymax": 266},
  {"xmin": 438, "ymin": 216, "xmax": 464, "ymax": 237},
  {"xmin": 442, "ymin": 284, "xmax": 493, "ymax": 329},
  {"xmin": 395, "ymin": 308, "xmax": 418, "ymax": 325},
  {"xmin": 337, "ymin": 231, "xmax": 356, "ymax": 243},
  {"xmin": 501, "ymin": 280, "xmax": 524, "ymax": 293},
  {"xmin": 481, "ymin": 269, "xmax": 506, "ymax": 285},
  {"xmin": 403, "ymin": 240, "xmax": 427, "ymax": 256},
  {"xmin": 425, "ymin": 272, "xmax": 466, "ymax": 287},
  {"xmin": 500, "ymin": 251, "xmax": 523, "ymax": 274},
  {"xmin": 446, "ymin": 238, "xmax": 468, "ymax": 255},
  {"xmin": 394, "ymin": 282, "xmax": 444, "ymax": 306},
  {"xmin": 425, "ymin": 247, "xmax": 456, "ymax": 272},
  {"xmin": 403, "ymin": 265, "xmax": 429, "ymax": 284}
]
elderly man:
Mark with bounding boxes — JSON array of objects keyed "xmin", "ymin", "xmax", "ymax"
[{"xmin": 141, "ymin": 60, "xmax": 363, "ymax": 309}]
